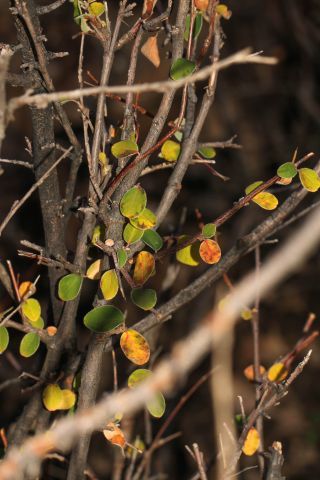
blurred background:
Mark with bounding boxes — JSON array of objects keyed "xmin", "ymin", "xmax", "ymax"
[{"xmin": 0, "ymin": 1, "xmax": 320, "ymax": 478}]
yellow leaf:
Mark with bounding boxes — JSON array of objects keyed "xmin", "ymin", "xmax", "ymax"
[
  {"xmin": 176, "ymin": 236, "xmax": 201, "ymax": 266},
  {"xmin": 141, "ymin": 36, "xmax": 160, "ymax": 68},
  {"xmin": 21, "ymin": 298, "xmax": 41, "ymax": 324},
  {"xmin": 161, "ymin": 140, "xmax": 181, "ymax": 162},
  {"xmin": 267, "ymin": 362, "xmax": 288, "ymax": 382},
  {"xmin": 241, "ymin": 309, "xmax": 253, "ymax": 321},
  {"xmin": 298, "ymin": 168, "xmax": 320, "ymax": 192},
  {"xmin": 215, "ymin": 4, "xmax": 232, "ymax": 19},
  {"xmin": 133, "ymin": 251, "xmax": 155, "ymax": 286},
  {"xmin": 242, "ymin": 427, "xmax": 260, "ymax": 456},
  {"xmin": 60, "ymin": 389, "xmax": 76, "ymax": 410},
  {"xmin": 100, "ymin": 269, "xmax": 119, "ymax": 301},
  {"xmin": 120, "ymin": 329, "xmax": 150, "ymax": 365},
  {"xmin": 86, "ymin": 259, "xmax": 103, "ymax": 280},
  {"xmin": 88, "ymin": 1, "xmax": 105, "ymax": 16},
  {"xmin": 252, "ymin": 192, "xmax": 278, "ymax": 210},
  {"xmin": 42, "ymin": 384, "xmax": 63, "ymax": 412}
]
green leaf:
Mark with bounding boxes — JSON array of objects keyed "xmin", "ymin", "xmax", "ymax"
[
  {"xmin": 298, "ymin": 168, "xmax": 320, "ymax": 192},
  {"xmin": 128, "ymin": 368, "xmax": 152, "ymax": 388},
  {"xmin": 32, "ymin": 316, "xmax": 45, "ymax": 329},
  {"xmin": 142, "ymin": 229, "xmax": 163, "ymax": 252},
  {"xmin": 123, "ymin": 224, "xmax": 144, "ymax": 244},
  {"xmin": 160, "ymin": 140, "xmax": 181, "ymax": 162},
  {"xmin": 130, "ymin": 208, "xmax": 157, "ymax": 230},
  {"xmin": 184, "ymin": 12, "xmax": 203, "ymax": 41},
  {"xmin": 21, "ymin": 298, "xmax": 41, "ymax": 324},
  {"xmin": 277, "ymin": 162, "xmax": 297, "ymax": 179},
  {"xmin": 202, "ymin": 223, "xmax": 216, "ymax": 239},
  {"xmin": 146, "ymin": 392, "xmax": 166, "ymax": 418},
  {"xmin": 131, "ymin": 288, "xmax": 157, "ymax": 310},
  {"xmin": 245, "ymin": 181, "xmax": 263, "ymax": 195},
  {"xmin": 92, "ymin": 224, "xmax": 105, "ymax": 245},
  {"xmin": 111, "ymin": 140, "xmax": 139, "ymax": 159},
  {"xmin": 58, "ymin": 273, "xmax": 83, "ymax": 301},
  {"xmin": 83, "ymin": 305, "xmax": 124, "ymax": 333},
  {"xmin": 170, "ymin": 58, "xmax": 196, "ymax": 80},
  {"xmin": 176, "ymin": 236, "xmax": 201, "ymax": 266},
  {"xmin": 117, "ymin": 248, "xmax": 127, "ymax": 268},
  {"xmin": 198, "ymin": 146, "xmax": 216, "ymax": 159},
  {"xmin": 100, "ymin": 270, "xmax": 119, "ymax": 301},
  {"xmin": 19, "ymin": 332, "xmax": 40, "ymax": 358},
  {"xmin": 0, "ymin": 326, "xmax": 9, "ymax": 354},
  {"xmin": 43, "ymin": 384, "xmax": 63, "ymax": 411},
  {"xmin": 120, "ymin": 186, "xmax": 147, "ymax": 219}
]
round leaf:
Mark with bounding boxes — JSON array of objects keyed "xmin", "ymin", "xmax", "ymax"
[
  {"xmin": 18, "ymin": 281, "xmax": 36, "ymax": 299},
  {"xmin": 0, "ymin": 326, "xmax": 9, "ymax": 354},
  {"xmin": 170, "ymin": 58, "xmax": 196, "ymax": 80},
  {"xmin": 84, "ymin": 305, "xmax": 124, "ymax": 333},
  {"xmin": 195, "ymin": 0, "xmax": 208, "ymax": 10},
  {"xmin": 130, "ymin": 208, "xmax": 157, "ymax": 230},
  {"xmin": 60, "ymin": 389, "xmax": 77, "ymax": 410},
  {"xmin": 298, "ymin": 168, "xmax": 320, "ymax": 192},
  {"xmin": 176, "ymin": 236, "xmax": 201, "ymax": 266},
  {"xmin": 32, "ymin": 316, "xmax": 45, "ymax": 329},
  {"xmin": 160, "ymin": 140, "xmax": 181, "ymax": 162},
  {"xmin": 128, "ymin": 368, "xmax": 152, "ymax": 388},
  {"xmin": 120, "ymin": 329, "xmax": 150, "ymax": 365},
  {"xmin": 133, "ymin": 251, "xmax": 155, "ymax": 286},
  {"xmin": 43, "ymin": 384, "xmax": 63, "ymax": 412},
  {"xmin": 245, "ymin": 181, "xmax": 263, "ymax": 195},
  {"xmin": 120, "ymin": 186, "xmax": 147, "ymax": 219},
  {"xmin": 21, "ymin": 298, "xmax": 41, "ymax": 324},
  {"xmin": 58, "ymin": 274, "xmax": 83, "ymax": 301},
  {"xmin": 111, "ymin": 140, "xmax": 139, "ymax": 159},
  {"xmin": 242, "ymin": 427, "xmax": 260, "ymax": 456},
  {"xmin": 123, "ymin": 223, "xmax": 144, "ymax": 244},
  {"xmin": 131, "ymin": 288, "xmax": 157, "ymax": 311},
  {"xmin": 88, "ymin": 1, "xmax": 105, "ymax": 16},
  {"xmin": 19, "ymin": 332, "xmax": 40, "ymax": 358},
  {"xmin": 243, "ymin": 365, "xmax": 266, "ymax": 382},
  {"xmin": 202, "ymin": 223, "xmax": 216, "ymax": 239},
  {"xmin": 277, "ymin": 162, "xmax": 297, "ymax": 179},
  {"xmin": 147, "ymin": 392, "xmax": 166, "ymax": 418},
  {"xmin": 199, "ymin": 239, "xmax": 221, "ymax": 264},
  {"xmin": 252, "ymin": 192, "xmax": 278, "ymax": 210},
  {"xmin": 100, "ymin": 269, "xmax": 119, "ymax": 301},
  {"xmin": 142, "ymin": 229, "xmax": 163, "ymax": 252}
]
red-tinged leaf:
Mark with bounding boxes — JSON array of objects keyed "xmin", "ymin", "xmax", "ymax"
[
  {"xmin": 142, "ymin": 0, "xmax": 157, "ymax": 19},
  {"xmin": 103, "ymin": 422, "xmax": 126, "ymax": 449},
  {"xmin": 133, "ymin": 251, "xmax": 155, "ymax": 286},
  {"xmin": 199, "ymin": 239, "xmax": 221, "ymax": 264}
]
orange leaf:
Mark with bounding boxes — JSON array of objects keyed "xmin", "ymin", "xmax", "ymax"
[
  {"xmin": 46, "ymin": 326, "xmax": 57, "ymax": 337},
  {"xmin": 199, "ymin": 239, "xmax": 221, "ymax": 264},
  {"xmin": 141, "ymin": 36, "xmax": 160, "ymax": 68},
  {"xmin": 103, "ymin": 422, "xmax": 126, "ymax": 449},
  {"xmin": 133, "ymin": 251, "xmax": 155, "ymax": 286},
  {"xmin": 242, "ymin": 427, "xmax": 260, "ymax": 456},
  {"xmin": 195, "ymin": 0, "xmax": 208, "ymax": 11},
  {"xmin": 243, "ymin": 365, "xmax": 266, "ymax": 382},
  {"xmin": 120, "ymin": 329, "xmax": 150, "ymax": 365},
  {"xmin": 18, "ymin": 281, "xmax": 36, "ymax": 299}
]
